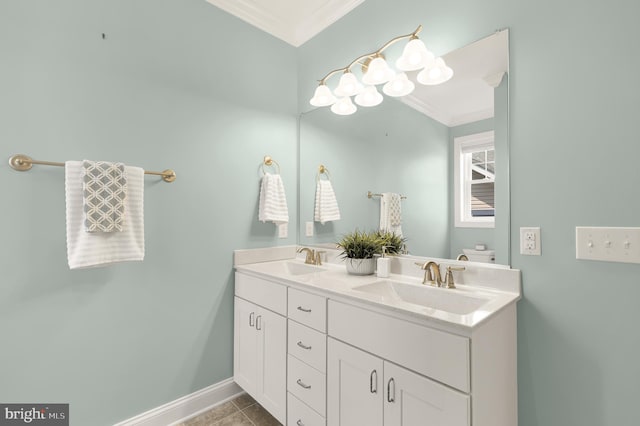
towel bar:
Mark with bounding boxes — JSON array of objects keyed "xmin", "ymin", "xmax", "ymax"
[
  {"xmin": 261, "ymin": 155, "xmax": 281, "ymax": 175},
  {"xmin": 367, "ymin": 191, "xmax": 407, "ymax": 200},
  {"xmin": 8, "ymin": 154, "xmax": 176, "ymax": 182}
]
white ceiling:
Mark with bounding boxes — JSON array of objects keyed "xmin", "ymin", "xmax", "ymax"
[{"xmin": 204, "ymin": 0, "xmax": 508, "ymax": 126}]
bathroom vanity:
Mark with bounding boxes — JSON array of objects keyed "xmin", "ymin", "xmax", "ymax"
[{"xmin": 233, "ymin": 246, "xmax": 520, "ymax": 426}]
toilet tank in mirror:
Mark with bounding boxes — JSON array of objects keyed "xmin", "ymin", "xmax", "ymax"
[{"xmin": 298, "ymin": 30, "xmax": 510, "ymax": 265}]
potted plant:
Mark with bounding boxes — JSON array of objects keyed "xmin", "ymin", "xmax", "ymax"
[
  {"xmin": 336, "ymin": 229, "xmax": 383, "ymax": 275},
  {"xmin": 374, "ymin": 230, "xmax": 407, "ymax": 255}
]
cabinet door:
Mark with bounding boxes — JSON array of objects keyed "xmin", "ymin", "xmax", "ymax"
[
  {"xmin": 234, "ymin": 297, "xmax": 258, "ymax": 395},
  {"xmin": 327, "ymin": 338, "xmax": 383, "ymax": 426},
  {"xmin": 384, "ymin": 362, "xmax": 470, "ymax": 426},
  {"xmin": 256, "ymin": 306, "xmax": 287, "ymax": 424}
]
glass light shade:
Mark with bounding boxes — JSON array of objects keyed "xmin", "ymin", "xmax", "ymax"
[
  {"xmin": 309, "ymin": 84, "xmax": 336, "ymax": 107},
  {"xmin": 362, "ymin": 57, "xmax": 396, "ymax": 85},
  {"xmin": 417, "ymin": 57, "xmax": 454, "ymax": 85},
  {"xmin": 355, "ymin": 85, "xmax": 383, "ymax": 107},
  {"xmin": 395, "ymin": 39, "xmax": 434, "ymax": 71},
  {"xmin": 330, "ymin": 96, "xmax": 357, "ymax": 115},
  {"xmin": 334, "ymin": 72, "xmax": 363, "ymax": 97},
  {"xmin": 382, "ymin": 72, "xmax": 415, "ymax": 97}
]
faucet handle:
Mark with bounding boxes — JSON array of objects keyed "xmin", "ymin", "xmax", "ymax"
[
  {"xmin": 444, "ymin": 266, "xmax": 465, "ymax": 289},
  {"xmin": 314, "ymin": 250, "xmax": 326, "ymax": 266}
]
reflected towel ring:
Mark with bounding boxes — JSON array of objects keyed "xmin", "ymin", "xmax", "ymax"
[
  {"xmin": 261, "ymin": 155, "xmax": 281, "ymax": 175},
  {"xmin": 317, "ymin": 164, "xmax": 331, "ymax": 181}
]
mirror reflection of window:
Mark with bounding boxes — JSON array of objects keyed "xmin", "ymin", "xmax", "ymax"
[{"xmin": 454, "ymin": 131, "xmax": 495, "ymax": 227}]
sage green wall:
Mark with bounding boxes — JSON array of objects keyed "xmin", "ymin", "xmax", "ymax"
[
  {"xmin": 298, "ymin": 0, "xmax": 640, "ymax": 425},
  {"xmin": 0, "ymin": 1, "xmax": 297, "ymax": 425}
]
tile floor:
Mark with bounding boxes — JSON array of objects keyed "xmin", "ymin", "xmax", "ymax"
[{"xmin": 177, "ymin": 393, "xmax": 282, "ymax": 426}]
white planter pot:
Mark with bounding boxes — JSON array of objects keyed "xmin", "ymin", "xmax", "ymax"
[{"xmin": 345, "ymin": 258, "xmax": 376, "ymax": 275}]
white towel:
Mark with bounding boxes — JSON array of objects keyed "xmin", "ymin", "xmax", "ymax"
[
  {"xmin": 380, "ymin": 192, "xmax": 403, "ymax": 237},
  {"xmin": 258, "ymin": 172, "xmax": 289, "ymax": 225},
  {"xmin": 82, "ymin": 160, "xmax": 127, "ymax": 233},
  {"xmin": 66, "ymin": 161, "xmax": 145, "ymax": 269},
  {"xmin": 314, "ymin": 180, "xmax": 341, "ymax": 224}
]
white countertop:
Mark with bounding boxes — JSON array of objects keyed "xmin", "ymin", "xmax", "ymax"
[{"xmin": 234, "ymin": 247, "xmax": 521, "ymax": 331}]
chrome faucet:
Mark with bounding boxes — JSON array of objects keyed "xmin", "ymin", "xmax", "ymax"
[{"xmin": 416, "ymin": 261, "xmax": 466, "ymax": 289}]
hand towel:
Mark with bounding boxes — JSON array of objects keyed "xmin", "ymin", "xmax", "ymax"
[
  {"xmin": 380, "ymin": 192, "xmax": 403, "ymax": 237},
  {"xmin": 82, "ymin": 160, "xmax": 127, "ymax": 233},
  {"xmin": 66, "ymin": 161, "xmax": 144, "ymax": 269},
  {"xmin": 258, "ymin": 172, "xmax": 289, "ymax": 225},
  {"xmin": 314, "ymin": 180, "xmax": 341, "ymax": 224}
]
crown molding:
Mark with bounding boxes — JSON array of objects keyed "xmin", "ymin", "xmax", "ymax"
[
  {"xmin": 205, "ymin": 0, "xmax": 365, "ymax": 47},
  {"xmin": 400, "ymin": 95, "xmax": 455, "ymax": 127}
]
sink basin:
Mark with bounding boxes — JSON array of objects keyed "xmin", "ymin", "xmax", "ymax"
[
  {"xmin": 353, "ymin": 280, "xmax": 489, "ymax": 315},
  {"xmin": 285, "ymin": 261, "xmax": 327, "ymax": 275},
  {"xmin": 247, "ymin": 261, "xmax": 327, "ymax": 276}
]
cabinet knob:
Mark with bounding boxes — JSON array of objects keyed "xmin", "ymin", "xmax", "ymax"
[{"xmin": 296, "ymin": 420, "xmax": 305, "ymax": 426}]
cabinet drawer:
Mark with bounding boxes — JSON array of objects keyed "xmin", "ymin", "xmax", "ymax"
[
  {"xmin": 288, "ymin": 393, "xmax": 325, "ymax": 426},
  {"xmin": 288, "ymin": 288, "xmax": 327, "ymax": 332},
  {"xmin": 288, "ymin": 320, "xmax": 327, "ymax": 373},
  {"xmin": 288, "ymin": 354, "xmax": 326, "ymax": 415},
  {"xmin": 235, "ymin": 272, "xmax": 287, "ymax": 316},
  {"xmin": 328, "ymin": 300, "xmax": 470, "ymax": 393}
]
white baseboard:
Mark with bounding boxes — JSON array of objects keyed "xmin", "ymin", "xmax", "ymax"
[{"xmin": 113, "ymin": 378, "xmax": 243, "ymax": 426}]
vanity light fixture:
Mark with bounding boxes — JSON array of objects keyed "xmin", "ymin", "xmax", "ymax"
[{"xmin": 309, "ymin": 25, "xmax": 453, "ymax": 115}]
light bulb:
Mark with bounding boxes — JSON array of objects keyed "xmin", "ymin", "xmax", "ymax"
[
  {"xmin": 309, "ymin": 84, "xmax": 336, "ymax": 107},
  {"xmin": 330, "ymin": 97, "xmax": 357, "ymax": 115},
  {"xmin": 395, "ymin": 39, "xmax": 434, "ymax": 71},
  {"xmin": 334, "ymin": 72, "xmax": 363, "ymax": 97},
  {"xmin": 417, "ymin": 57, "xmax": 453, "ymax": 85},
  {"xmin": 382, "ymin": 72, "xmax": 415, "ymax": 97},
  {"xmin": 362, "ymin": 57, "xmax": 395, "ymax": 85},
  {"xmin": 355, "ymin": 86, "xmax": 383, "ymax": 107}
]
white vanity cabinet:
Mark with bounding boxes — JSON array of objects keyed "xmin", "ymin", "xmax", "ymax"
[
  {"xmin": 328, "ymin": 338, "xmax": 469, "ymax": 426},
  {"xmin": 234, "ymin": 273, "xmax": 287, "ymax": 424},
  {"xmin": 234, "ymin": 259, "xmax": 518, "ymax": 426}
]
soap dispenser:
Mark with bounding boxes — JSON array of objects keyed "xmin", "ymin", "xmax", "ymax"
[{"xmin": 377, "ymin": 246, "xmax": 390, "ymax": 278}]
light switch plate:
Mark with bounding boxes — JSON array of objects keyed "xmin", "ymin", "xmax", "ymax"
[
  {"xmin": 576, "ymin": 227, "xmax": 640, "ymax": 263},
  {"xmin": 305, "ymin": 221, "xmax": 314, "ymax": 237},
  {"xmin": 520, "ymin": 227, "xmax": 541, "ymax": 255}
]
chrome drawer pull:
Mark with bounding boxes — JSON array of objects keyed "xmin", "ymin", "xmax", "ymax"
[
  {"xmin": 296, "ymin": 379, "xmax": 311, "ymax": 389},
  {"xmin": 296, "ymin": 420, "xmax": 304, "ymax": 426},
  {"xmin": 297, "ymin": 341, "xmax": 312, "ymax": 350},
  {"xmin": 370, "ymin": 369, "xmax": 378, "ymax": 394},
  {"xmin": 256, "ymin": 315, "xmax": 262, "ymax": 330},
  {"xmin": 249, "ymin": 312, "xmax": 255, "ymax": 327},
  {"xmin": 387, "ymin": 378, "xmax": 395, "ymax": 403},
  {"xmin": 297, "ymin": 306, "xmax": 312, "ymax": 313}
]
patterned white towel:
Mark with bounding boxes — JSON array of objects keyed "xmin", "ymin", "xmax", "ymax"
[
  {"xmin": 66, "ymin": 161, "xmax": 144, "ymax": 269},
  {"xmin": 83, "ymin": 160, "xmax": 127, "ymax": 233},
  {"xmin": 314, "ymin": 180, "xmax": 341, "ymax": 224},
  {"xmin": 380, "ymin": 192, "xmax": 403, "ymax": 237},
  {"xmin": 259, "ymin": 172, "xmax": 289, "ymax": 225}
]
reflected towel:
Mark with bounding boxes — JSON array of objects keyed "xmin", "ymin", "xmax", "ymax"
[
  {"xmin": 66, "ymin": 161, "xmax": 145, "ymax": 269},
  {"xmin": 82, "ymin": 160, "xmax": 127, "ymax": 233},
  {"xmin": 259, "ymin": 172, "xmax": 289, "ymax": 225},
  {"xmin": 380, "ymin": 192, "xmax": 403, "ymax": 237},
  {"xmin": 314, "ymin": 180, "xmax": 341, "ymax": 224}
]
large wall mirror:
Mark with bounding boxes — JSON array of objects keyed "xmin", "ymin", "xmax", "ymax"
[{"xmin": 298, "ymin": 30, "xmax": 510, "ymax": 266}]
